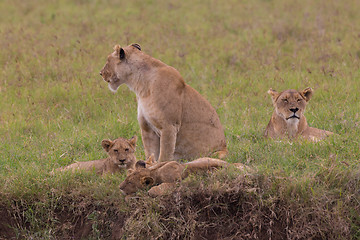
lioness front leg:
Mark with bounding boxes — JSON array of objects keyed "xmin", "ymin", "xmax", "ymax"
[
  {"xmin": 139, "ymin": 116, "xmax": 160, "ymax": 161},
  {"xmin": 158, "ymin": 126, "xmax": 177, "ymax": 162},
  {"xmin": 141, "ymin": 128, "xmax": 160, "ymax": 160}
]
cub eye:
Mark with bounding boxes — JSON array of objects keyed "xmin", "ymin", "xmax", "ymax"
[
  {"xmin": 297, "ymin": 99, "xmax": 302, "ymax": 102},
  {"xmin": 114, "ymin": 149, "xmax": 118, "ymax": 153},
  {"xmin": 282, "ymin": 99, "xmax": 288, "ymax": 103},
  {"xmin": 125, "ymin": 148, "xmax": 129, "ymax": 152}
]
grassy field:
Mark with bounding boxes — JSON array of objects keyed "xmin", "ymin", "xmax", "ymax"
[{"xmin": 0, "ymin": 0, "xmax": 360, "ymax": 239}]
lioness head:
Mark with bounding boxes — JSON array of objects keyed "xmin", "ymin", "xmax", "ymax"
[
  {"xmin": 99, "ymin": 43, "xmax": 142, "ymax": 92},
  {"xmin": 268, "ymin": 87, "xmax": 313, "ymax": 124},
  {"xmin": 101, "ymin": 136, "xmax": 137, "ymax": 170},
  {"xmin": 119, "ymin": 161, "xmax": 154, "ymax": 195}
]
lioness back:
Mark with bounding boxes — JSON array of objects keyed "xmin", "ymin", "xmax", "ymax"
[{"xmin": 173, "ymin": 87, "xmax": 227, "ymax": 160}]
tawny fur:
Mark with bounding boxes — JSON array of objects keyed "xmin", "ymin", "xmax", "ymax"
[
  {"xmin": 100, "ymin": 44, "xmax": 227, "ymax": 162},
  {"xmin": 55, "ymin": 136, "xmax": 137, "ymax": 175},
  {"xmin": 119, "ymin": 157, "xmax": 252, "ymax": 196},
  {"xmin": 264, "ymin": 88, "xmax": 333, "ymax": 142}
]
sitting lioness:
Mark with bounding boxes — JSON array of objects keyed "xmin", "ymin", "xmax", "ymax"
[
  {"xmin": 55, "ymin": 136, "xmax": 137, "ymax": 175},
  {"xmin": 264, "ymin": 88, "xmax": 333, "ymax": 141},
  {"xmin": 99, "ymin": 44, "xmax": 227, "ymax": 162},
  {"xmin": 119, "ymin": 157, "xmax": 251, "ymax": 196}
]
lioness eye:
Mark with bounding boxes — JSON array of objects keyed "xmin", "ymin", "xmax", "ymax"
[
  {"xmin": 125, "ymin": 148, "xmax": 129, "ymax": 152},
  {"xmin": 114, "ymin": 149, "xmax": 118, "ymax": 153},
  {"xmin": 297, "ymin": 99, "xmax": 302, "ymax": 102},
  {"xmin": 283, "ymin": 99, "xmax": 288, "ymax": 103}
]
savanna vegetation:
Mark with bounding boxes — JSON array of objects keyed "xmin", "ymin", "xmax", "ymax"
[{"xmin": 0, "ymin": 0, "xmax": 359, "ymax": 239}]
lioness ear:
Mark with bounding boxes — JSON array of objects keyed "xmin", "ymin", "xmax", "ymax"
[
  {"xmin": 114, "ymin": 45, "xmax": 125, "ymax": 60},
  {"xmin": 131, "ymin": 43, "xmax": 141, "ymax": 51},
  {"xmin": 141, "ymin": 176, "xmax": 154, "ymax": 186},
  {"xmin": 129, "ymin": 135, "xmax": 137, "ymax": 148},
  {"xmin": 101, "ymin": 139, "xmax": 113, "ymax": 152},
  {"xmin": 119, "ymin": 48, "xmax": 125, "ymax": 60},
  {"xmin": 113, "ymin": 45, "xmax": 121, "ymax": 52},
  {"xmin": 268, "ymin": 88, "xmax": 280, "ymax": 104},
  {"xmin": 301, "ymin": 87, "xmax": 313, "ymax": 102},
  {"xmin": 135, "ymin": 160, "xmax": 146, "ymax": 169}
]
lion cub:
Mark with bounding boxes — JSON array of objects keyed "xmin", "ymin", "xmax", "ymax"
[
  {"xmin": 100, "ymin": 44, "xmax": 227, "ymax": 162},
  {"xmin": 55, "ymin": 136, "xmax": 137, "ymax": 175},
  {"xmin": 119, "ymin": 157, "xmax": 251, "ymax": 197},
  {"xmin": 264, "ymin": 88, "xmax": 333, "ymax": 142}
]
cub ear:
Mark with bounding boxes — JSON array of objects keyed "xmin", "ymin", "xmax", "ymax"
[
  {"xmin": 113, "ymin": 45, "xmax": 125, "ymax": 60},
  {"xmin": 267, "ymin": 88, "xmax": 280, "ymax": 104},
  {"xmin": 301, "ymin": 87, "xmax": 313, "ymax": 102},
  {"xmin": 101, "ymin": 139, "xmax": 113, "ymax": 152},
  {"xmin": 131, "ymin": 43, "xmax": 141, "ymax": 51},
  {"xmin": 128, "ymin": 135, "xmax": 137, "ymax": 148},
  {"xmin": 126, "ymin": 169, "xmax": 135, "ymax": 175},
  {"xmin": 135, "ymin": 160, "xmax": 147, "ymax": 170},
  {"xmin": 141, "ymin": 176, "xmax": 154, "ymax": 186},
  {"xmin": 145, "ymin": 153, "xmax": 156, "ymax": 166}
]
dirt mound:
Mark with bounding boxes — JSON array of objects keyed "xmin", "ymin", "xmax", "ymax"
[
  {"xmin": 0, "ymin": 173, "xmax": 358, "ymax": 239},
  {"xmin": 120, "ymin": 174, "xmax": 353, "ymax": 239},
  {"xmin": 0, "ymin": 208, "xmax": 16, "ymax": 240}
]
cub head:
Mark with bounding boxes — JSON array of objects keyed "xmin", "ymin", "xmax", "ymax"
[
  {"xmin": 101, "ymin": 136, "xmax": 137, "ymax": 170},
  {"xmin": 268, "ymin": 87, "xmax": 313, "ymax": 124},
  {"xmin": 99, "ymin": 43, "xmax": 141, "ymax": 92},
  {"xmin": 119, "ymin": 161, "xmax": 155, "ymax": 195}
]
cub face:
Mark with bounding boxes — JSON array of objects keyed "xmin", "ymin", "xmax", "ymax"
[
  {"xmin": 99, "ymin": 44, "xmax": 141, "ymax": 92},
  {"xmin": 101, "ymin": 136, "xmax": 137, "ymax": 170},
  {"xmin": 119, "ymin": 161, "xmax": 154, "ymax": 195},
  {"xmin": 268, "ymin": 88, "xmax": 313, "ymax": 124}
]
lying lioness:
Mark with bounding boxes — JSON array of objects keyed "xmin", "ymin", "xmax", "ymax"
[
  {"xmin": 100, "ymin": 44, "xmax": 227, "ymax": 162},
  {"xmin": 264, "ymin": 88, "xmax": 333, "ymax": 141},
  {"xmin": 55, "ymin": 136, "xmax": 137, "ymax": 175},
  {"xmin": 119, "ymin": 157, "xmax": 251, "ymax": 197}
]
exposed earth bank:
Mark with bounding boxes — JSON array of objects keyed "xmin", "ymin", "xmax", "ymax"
[{"xmin": 1, "ymin": 173, "xmax": 358, "ymax": 239}]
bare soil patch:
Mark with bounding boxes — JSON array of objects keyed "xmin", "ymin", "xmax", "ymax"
[{"xmin": 0, "ymin": 174, "xmax": 358, "ymax": 239}]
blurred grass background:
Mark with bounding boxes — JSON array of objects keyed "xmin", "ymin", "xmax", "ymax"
[{"xmin": 0, "ymin": 0, "xmax": 359, "ymax": 238}]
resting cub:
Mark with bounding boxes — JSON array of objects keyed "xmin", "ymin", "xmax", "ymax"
[
  {"xmin": 55, "ymin": 136, "xmax": 137, "ymax": 175},
  {"xmin": 264, "ymin": 88, "xmax": 333, "ymax": 142},
  {"xmin": 99, "ymin": 44, "xmax": 227, "ymax": 162},
  {"xmin": 119, "ymin": 157, "xmax": 251, "ymax": 196}
]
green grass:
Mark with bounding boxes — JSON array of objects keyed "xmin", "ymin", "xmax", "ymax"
[{"xmin": 0, "ymin": 0, "xmax": 360, "ymax": 238}]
